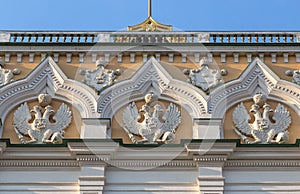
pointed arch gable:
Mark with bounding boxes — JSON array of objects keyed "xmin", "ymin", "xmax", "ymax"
[
  {"xmin": 209, "ymin": 57, "xmax": 300, "ymax": 118},
  {"xmin": 97, "ymin": 57, "xmax": 208, "ymax": 119},
  {"xmin": 0, "ymin": 57, "xmax": 98, "ymax": 131}
]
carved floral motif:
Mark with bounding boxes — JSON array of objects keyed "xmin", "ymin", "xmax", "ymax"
[
  {"xmin": 0, "ymin": 59, "xmax": 21, "ymax": 86},
  {"xmin": 80, "ymin": 59, "xmax": 121, "ymax": 93},
  {"xmin": 232, "ymin": 92, "xmax": 291, "ymax": 144},
  {"xmin": 122, "ymin": 93, "xmax": 181, "ymax": 144},
  {"xmin": 184, "ymin": 58, "xmax": 223, "ymax": 92},
  {"xmin": 13, "ymin": 92, "xmax": 72, "ymax": 144}
]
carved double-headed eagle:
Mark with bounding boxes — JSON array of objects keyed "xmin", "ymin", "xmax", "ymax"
[
  {"xmin": 13, "ymin": 92, "xmax": 72, "ymax": 144},
  {"xmin": 233, "ymin": 92, "xmax": 291, "ymax": 144},
  {"xmin": 123, "ymin": 93, "xmax": 181, "ymax": 144}
]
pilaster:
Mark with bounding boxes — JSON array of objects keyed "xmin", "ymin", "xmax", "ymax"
[{"xmin": 77, "ymin": 155, "xmax": 110, "ymax": 194}]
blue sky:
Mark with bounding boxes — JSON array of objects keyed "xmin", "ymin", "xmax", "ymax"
[{"xmin": 1, "ymin": 0, "xmax": 299, "ymax": 31}]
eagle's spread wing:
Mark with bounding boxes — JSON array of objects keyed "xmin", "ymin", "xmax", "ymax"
[
  {"xmin": 161, "ymin": 103, "xmax": 181, "ymax": 133},
  {"xmin": 50, "ymin": 103, "xmax": 72, "ymax": 134},
  {"xmin": 13, "ymin": 102, "xmax": 32, "ymax": 135},
  {"xmin": 270, "ymin": 103, "xmax": 291, "ymax": 134},
  {"xmin": 232, "ymin": 103, "xmax": 253, "ymax": 136},
  {"xmin": 123, "ymin": 102, "xmax": 142, "ymax": 135}
]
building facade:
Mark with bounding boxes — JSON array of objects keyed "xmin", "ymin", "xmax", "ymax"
[{"xmin": 1, "ymin": 14, "xmax": 300, "ymax": 194}]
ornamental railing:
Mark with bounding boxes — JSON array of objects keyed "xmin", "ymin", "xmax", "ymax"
[{"xmin": 0, "ymin": 31, "xmax": 300, "ymax": 44}]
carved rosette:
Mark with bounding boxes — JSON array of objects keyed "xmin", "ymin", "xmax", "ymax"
[
  {"xmin": 13, "ymin": 92, "xmax": 72, "ymax": 144},
  {"xmin": 232, "ymin": 92, "xmax": 291, "ymax": 144},
  {"xmin": 122, "ymin": 93, "xmax": 181, "ymax": 144}
]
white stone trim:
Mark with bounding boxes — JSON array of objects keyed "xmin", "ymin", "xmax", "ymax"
[
  {"xmin": 0, "ymin": 57, "xmax": 98, "ymax": 136},
  {"xmin": 29, "ymin": 53, "xmax": 35, "ymax": 63},
  {"xmin": 97, "ymin": 57, "xmax": 207, "ymax": 120},
  {"xmin": 209, "ymin": 57, "xmax": 300, "ymax": 119}
]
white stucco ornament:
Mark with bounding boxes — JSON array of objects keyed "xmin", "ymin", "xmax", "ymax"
[
  {"xmin": 184, "ymin": 58, "xmax": 223, "ymax": 92},
  {"xmin": 292, "ymin": 70, "xmax": 300, "ymax": 85},
  {"xmin": 123, "ymin": 93, "xmax": 181, "ymax": 144},
  {"xmin": 13, "ymin": 92, "xmax": 72, "ymax": 144},
  {"xmin": 232, "ymin": 92, "xmax": 291, "ymax": 144},
  {"xmin": 81, "ymin": 59, "xmax": 121, "ymax": 93},
  {"xmin": 0, "ymin": 59, "xmax": 18, "ymax": 86}
]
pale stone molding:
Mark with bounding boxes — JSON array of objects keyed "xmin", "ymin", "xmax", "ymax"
[
  {"xmin": 221, "ymin": 53, "xmax": 226, "ymax": 63},
  {"xmin": 117, "ymin": 53, "xmax": 123, "ymax": 63},
  {"xmin": 271, "ymin": 53, "xmax": 277, "ymax": 63},
  {"xmin": 53, "ymin": 53, "xmax": 59, "ymax": 62},
  {"xmin": 92, "ymin": 53, "xmax": 97, "ymax": 62},
  {"xmin": 97, "ymin": 57, "xmax": 207, "ymax": 121},
  {"xmin": 130, "ymin": 53, "xmax": 135, "ymax": 63},
  {"xmin": 17, "ymin": 53, "xmax": 23, "ymax": 63},
  {"xmin": 41, "ymin": 53, "xmax": 47, "ymax": 61},
  {"xmin": 209, "ymin": 58, "xmax": 300, "ymax": 121},
  {"xmin": 0, "ymin": 57, "xmax": 98, "ymax": 136},
  {"xmin": 168, "ymin": 53, "xmax": 174, "ymax": 62},
  {"xmin": 155, "ymin": 53, "xmax": 161, "ymax": 61},
  {"xmin": 29, "ymin": 53, "xmax": 35, "ymax": 63},
  {"xmin": 283, "ymin": 53, "xmax": 289, "ymax": 63},
  {"xmin": 66, "ymin": 53, "xmax": 72, "ymax": 63},
  {"xmin": 4, "ymin": 53, "xmax": 10, "ymax": 62},
  {"xmin": 259, "ymin": 53, "xmax": 264, "ymax": 62},
  {"xmin": 143, "ymin": 53, "xmax": 148, "ymax": 62},
  {"xmin": 194, "ymin": 53, "xmax": 200, "ymax": 63},
  {"xmin": 0, "ymin": 32, "xmax": 10, "ymax": 42},
  {"xmin": 247, "ymin": 53, "xmax": 252, "ymax": 63},
  {"xmin": 233, "ymin": 53, "xmax": 239, "ymax": 63},
  {"xmin": 182, "ymin": 53, "xmax": 187, "ymax": 63}
]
